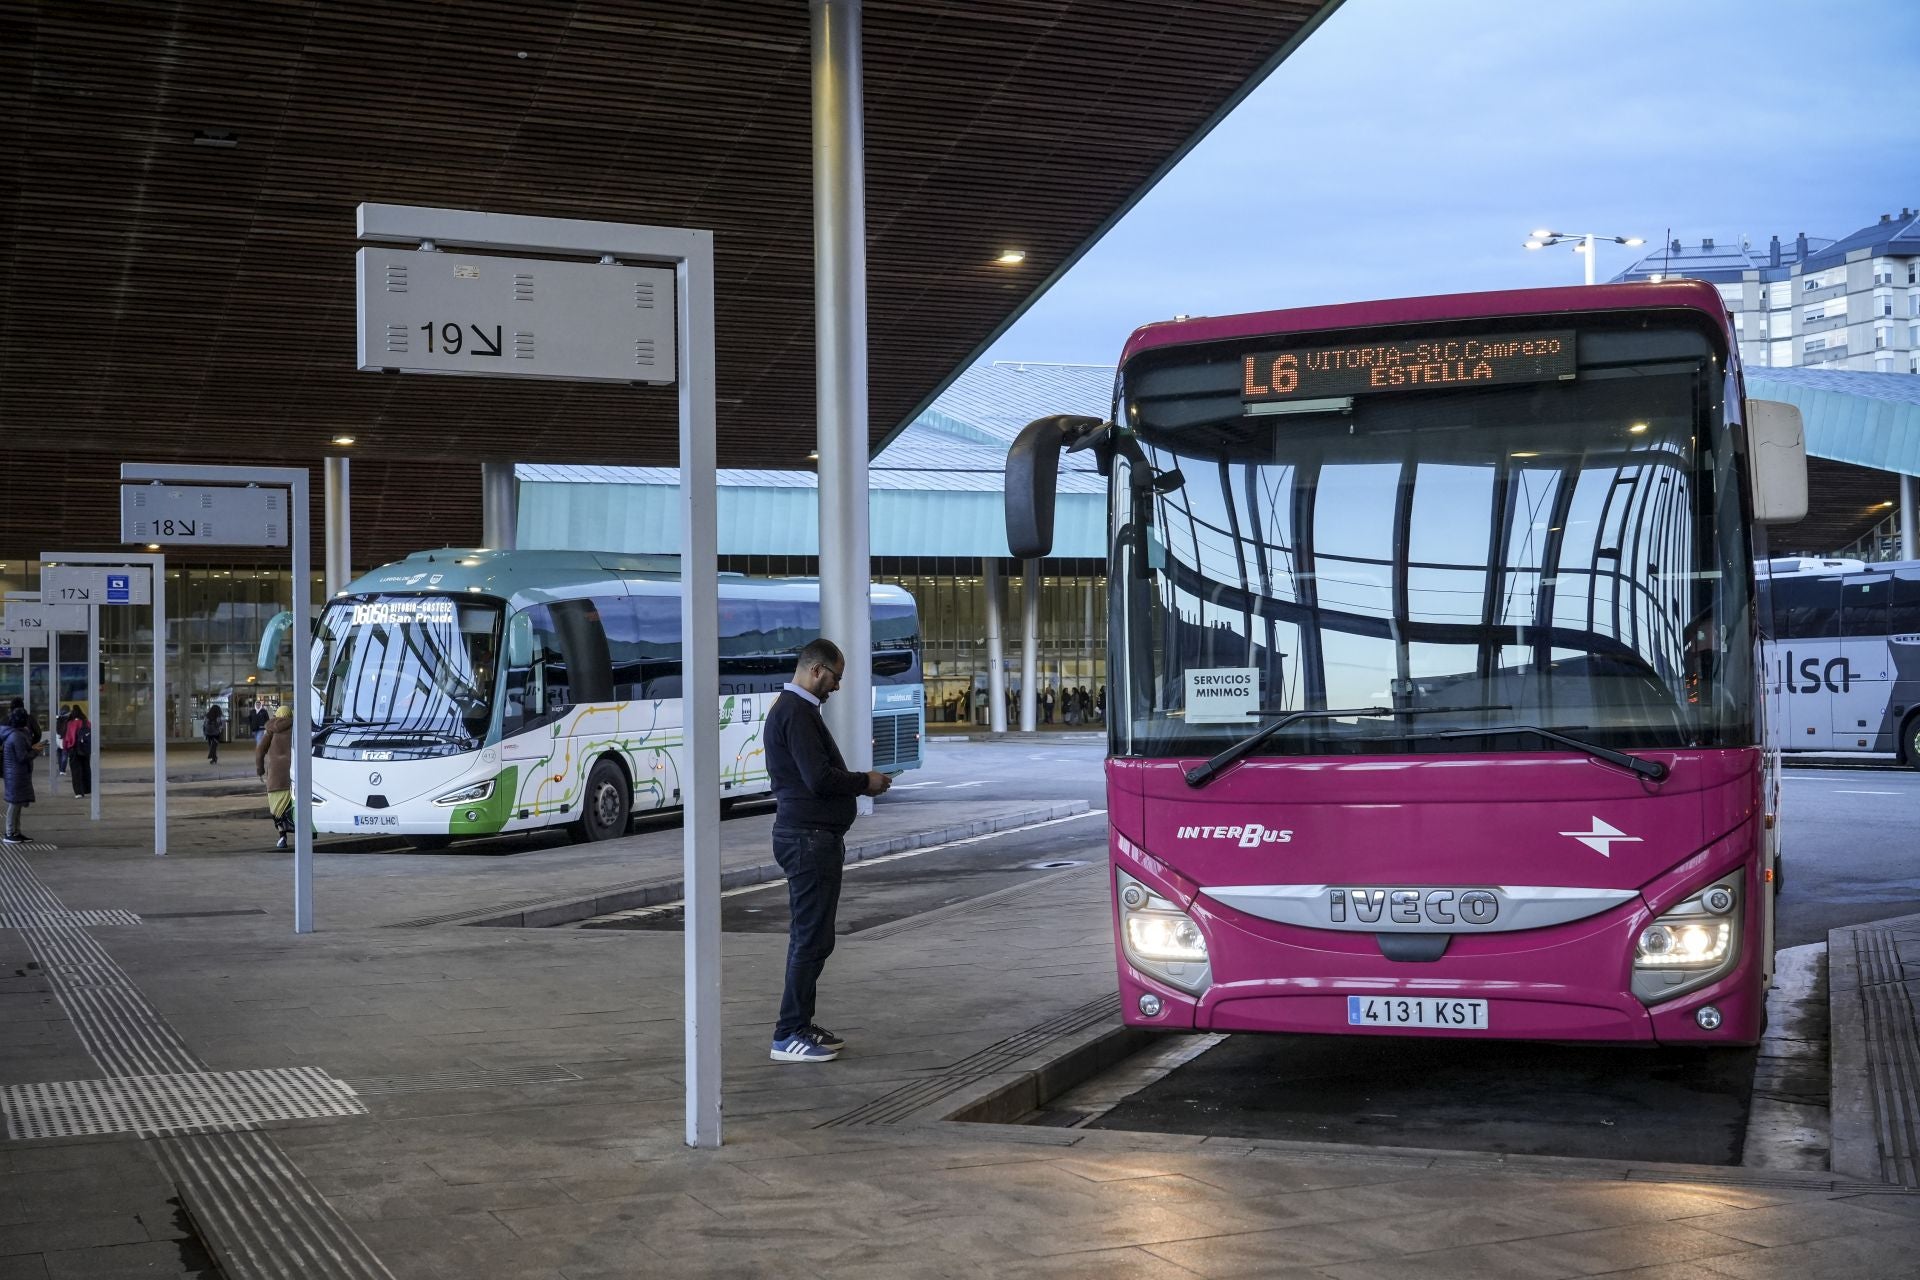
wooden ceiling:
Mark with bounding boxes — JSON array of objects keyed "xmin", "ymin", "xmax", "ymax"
[{"xmin": 0, "ymin": 0, "xmax": 1329, "ymax": 566}]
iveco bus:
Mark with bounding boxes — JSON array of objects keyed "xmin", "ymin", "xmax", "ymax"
[
  {"xmin": 1007, "ymin": 281, "xmax": 1807, "ymax": 1045},
  {"xmin": 287, "ymin": 550, "xmax": 922, "ymax": 848}
]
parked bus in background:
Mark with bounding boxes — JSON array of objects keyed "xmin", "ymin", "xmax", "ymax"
[
  {"xmin": 1759, "ymin": 555, "xmax": 1920, "ymax": 766},
  {"xmin": 1007, "ymin": 280, "xmax": 1807, "ymax": 1046},
  {"xmin": 275, "ymin": 550, "xmax": 921, "ymax": 849}
]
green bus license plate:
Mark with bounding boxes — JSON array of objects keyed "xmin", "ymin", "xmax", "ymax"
[{"xmin": 1347, "ymin": 996, "xmax": 1488, "ymax": 1029}]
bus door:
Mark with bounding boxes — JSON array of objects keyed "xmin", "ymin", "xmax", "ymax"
[
  {"xmin": 1775, "ymin": 574, "xmax": 1840, "ymax": 749},
  {"xmin": 1835, "ymin": 575, "xmax": 1891, "ymax": 749}
]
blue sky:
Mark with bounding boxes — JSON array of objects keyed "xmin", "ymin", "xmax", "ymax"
[{"xmin": 984, "ymin": 0, "xmax": 1920, "ymax": 366}]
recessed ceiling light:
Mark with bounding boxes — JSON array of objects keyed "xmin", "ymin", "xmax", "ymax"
[
  {"xmin": 146, "ymin": 543, "xmax": 161, "ymax": 551},
  {"xmin": 996, "ymin": 250, "xmax": 1026, "ymax": 266},
  {"xmin": 1628, "ymin": 422, "xmax": 1650, "ymax": 434},
  {"xmin": 192, "ymin": 129, "xmax": 239, "ymax": 148},
  {"xmin": 331, "ymin": 435, "xmax": 356, "ymax": 446}
]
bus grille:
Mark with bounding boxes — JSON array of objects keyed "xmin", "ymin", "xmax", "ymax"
[{"xmin": 872, "ymin": 711, "xmax": 918, "ymax": 768}]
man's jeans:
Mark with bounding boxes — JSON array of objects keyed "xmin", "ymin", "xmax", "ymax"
[{"xmin": 772, "ymin": 826, "xmax": 845, "ymax": 1041}]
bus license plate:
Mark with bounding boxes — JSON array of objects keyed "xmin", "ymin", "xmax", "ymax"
[{"xmin": 1346, "ymin": 996, "xmax": 1488, "ymax": 1030}]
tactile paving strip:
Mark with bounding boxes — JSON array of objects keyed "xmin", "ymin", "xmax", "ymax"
[
  {"xmin": 0, "ymin": 908, "xmax": 143, "ymax": 929},
  {"xmin": 3, "ymin": 1067, "xmax": 366, "ymax": 1140},
  {"xmin": 0, "ymin": 842, "xmax": 396, "ymax": 1279},
  {"xmin": 1856, "ymin": 926, "xmax": 1920, "ymax": 1187}
]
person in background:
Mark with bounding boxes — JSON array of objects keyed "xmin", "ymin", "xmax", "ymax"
[
  {"xmin": 61, "ymin": 707, "xmax": 92, "ymax": 799},
  {"xmin": 7, "ymin": 699, "xmax": 40, "ymax": 749},
  {"xmin": 54, "ymin": 706, "xmax": 71, "ymax": 775},
  {"xmin": 249, "ymin": 698, "xmax": 270, "ymax": 747},
  {"xmin": 3, "ymin": 708, "xmax": 45, "ymax": 843},
  {"xmin": 254, "ymin": 704, "xmax": 295, "ymax": 850},
  {"xmin": 202, "ymin": 703, "xmax": 225, "ymax": 764}
]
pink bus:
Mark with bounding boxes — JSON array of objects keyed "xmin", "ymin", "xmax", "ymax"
[{"xmin": 1007, "ymin": 281, "xmax": 1808, "ymax": 1046}]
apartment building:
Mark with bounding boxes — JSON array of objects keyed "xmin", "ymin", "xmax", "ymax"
[{"xmin": 1614, "ymin": 208, "xmax": 1920, "ymax": 374}]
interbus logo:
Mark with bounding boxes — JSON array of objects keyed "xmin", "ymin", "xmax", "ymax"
[{"xmin": 1176, "ymin": 823, "xmax": 1293, "ymax": 848}]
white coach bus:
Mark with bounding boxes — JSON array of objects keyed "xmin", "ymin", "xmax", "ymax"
[
  {"xmin": 271, "ymin": 550, "xmax": 923, "ymax": 848},
  {"xmin": 1759, "ymin": 556, "xmax": 1920, "ymax": 766}
]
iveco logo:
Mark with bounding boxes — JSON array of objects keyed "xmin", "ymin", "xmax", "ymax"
[
  {"xmin": 368, "ymin": 772, "xmax": 383, "ymax": 787},
  {"xmin": 1329, "ymin": 888, "xmax": 1499, "ymax": 927}
]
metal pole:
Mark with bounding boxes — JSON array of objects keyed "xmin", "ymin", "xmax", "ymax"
[
  {"xmin": 292, "ymin": 470, "xmax": 313, "ymax": 933},
  {"xmin": 1903, "ymin": 474, "xmax": 1916, "ymax": 561},
  {"xmin": 813, "ymin": 0, "xmax": 874, "ymax": 805},
  {"xmin": 679, "ymin": 234, "xmax": 722, "ymax": 1149},
  {"xmin": 87, "ymin": 607, "xmax": 99, "ymax": 822},
  {"xmin": 481, "ymin": 462, "xmax": 518, "ymax": 550},
  {"xmin": 152, "ymin": 556, "xmax": 166, "ymax": 857},
  {"xmin": 324, "ymin": 457, "xmax": 352, "ymax": 594},
  {"xmin": 41, "ymin": 631, "xmax": 54, "ymax": 792},
  {"xmin": 1583, "ymin": 234, "xmax": 1595, "ymax": 287},
  {"xmin": 985, "ymin": 558, "xmax": 1007, "ymax": 732},
  {"xmin": 1020, "ymin": 560, "xmax": 1039, "ymax": 732}
]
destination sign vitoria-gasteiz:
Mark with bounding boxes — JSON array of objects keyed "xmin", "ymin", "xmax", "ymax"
[{"xmin": 1242, "ymin": 329, "xmax": 1576, "ymax": 401}]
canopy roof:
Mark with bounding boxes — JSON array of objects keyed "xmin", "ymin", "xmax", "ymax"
[{"xmin": 0, "ymin": 0, "xmax": 1333, "ymax": 564}]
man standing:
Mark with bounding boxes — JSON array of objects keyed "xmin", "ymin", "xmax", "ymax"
[{"xmin": 764, "ymin": 637, "xmax": 890, "ymax": 1063}]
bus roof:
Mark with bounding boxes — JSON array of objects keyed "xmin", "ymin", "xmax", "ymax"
[
  {"xmin": 341, "ymin": 549, "xmax": 915, "ymax": 612},
  {"xmin": 1118, "ymin": 280, "xmax": 1734, "ymax": 366}
]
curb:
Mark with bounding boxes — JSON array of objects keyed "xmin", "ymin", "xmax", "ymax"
[
  {"xmin": 437, "ymin": 800, "xmax": 1093, "ymax": 929},
  {"xmin": 1828, "ymin": 914, "xmax": 1920, "ymax": 1186}
]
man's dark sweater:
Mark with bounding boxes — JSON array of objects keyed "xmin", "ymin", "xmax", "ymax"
[{"xmin": 764, "ymin": 689, "xmax": 869, "ymax": 834}]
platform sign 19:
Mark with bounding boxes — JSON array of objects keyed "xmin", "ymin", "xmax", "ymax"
[
  {"xmin": 122, "ymin": 485, "xmax": 289, "ymax": 547},
  {"xmin": 355, "ymin": 247, "xmax": 678, "ymax": 385},
  {"xmin": 41, "ymin": 566, "xmax": 152, "ymax": 606}
]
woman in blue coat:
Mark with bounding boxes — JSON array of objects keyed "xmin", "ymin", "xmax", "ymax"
[{"xmin": 3, "ymin": 708, "xmax": 44, "ymax": 843}]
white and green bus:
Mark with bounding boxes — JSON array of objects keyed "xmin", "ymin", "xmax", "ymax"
[{"xmin": 287, "ymin": 550, "xmax": 923, "ymax": 848}]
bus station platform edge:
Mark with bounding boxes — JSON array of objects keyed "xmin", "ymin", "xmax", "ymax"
[{"xmin": 4, "ymin": 793, "xmax": 1920, "ymax": 1276}]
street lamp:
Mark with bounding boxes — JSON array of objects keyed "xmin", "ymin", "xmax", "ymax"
[{"xmin": 1524, "ymin": 229, "xmax": 1645, "ymax": 286}]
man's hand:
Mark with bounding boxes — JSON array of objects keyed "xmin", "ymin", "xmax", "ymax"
[{"xmin": 865, "ymin": 770, "xmax": 891, "ymax": 796}]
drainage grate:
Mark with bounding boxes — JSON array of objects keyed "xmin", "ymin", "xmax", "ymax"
[
  {"xmin": 2, "ymin": 1066, "xmax": 367, "ymax": 1140},
  {"xmin": 0, "ymin": 908, "xmax": 143, "ymax": 929},
  {"xmin": 822, "ymin": 993, "xmax": 1121, "ymax": 1127},
  {"xmin": 351, "ymin": 1064, "xmax": 584, "ymax": 1096}
]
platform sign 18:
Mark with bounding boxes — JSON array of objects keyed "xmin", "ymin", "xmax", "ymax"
[{"xmin": 122, "ymin": 485, "xmax": 289, "ymax": 547}]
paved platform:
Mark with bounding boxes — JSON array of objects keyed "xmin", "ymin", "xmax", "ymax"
[{"xmin": 5, "ymin": 788, "xmax": 1920, "ymax": 1278}]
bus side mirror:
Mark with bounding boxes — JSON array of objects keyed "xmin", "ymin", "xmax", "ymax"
[
  {"xmin": 506, "ymin": 611, "xmax": 534, "ymax": 667},
  {"xmin": 257, "ymin": 611, "xmax": 292, "ymax": 670},
  {"xmin": 1006, "ymin": 415, "xmax": 1104, "ymax": 558},
  {"xmin": 1745, "ymin": 399, "xmax": 1808, "ymax": 525}
]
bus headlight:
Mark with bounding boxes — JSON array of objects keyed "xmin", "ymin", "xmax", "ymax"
[
  {"xmin": 1117, "ymin": 869, "xmax": 1211, "ymax": 995},
  {"xmin": 1631, "ymin": 869, "xmax": 1741, "ymax": 1005},
  {"xmin": 432, "ymin": 778, "xmax": 495, "ymax": 807}
]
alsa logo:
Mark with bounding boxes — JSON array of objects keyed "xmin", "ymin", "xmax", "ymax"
[
  {"xmin": 1176, "ymin": 823, "xmax": 1294, "ymax": 848},
  {"xmin": 1778, "ymin": 651, "xmax": 1854, "ymax": 694}
]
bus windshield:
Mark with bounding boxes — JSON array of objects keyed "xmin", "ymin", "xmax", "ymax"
[
  {"xmin": 1110, "ymin": 319, "xmax": 1755, "ymax": 759},
  {"xmin": 312, "ymin": 595, "xmax": 503, "ymax": 756}
]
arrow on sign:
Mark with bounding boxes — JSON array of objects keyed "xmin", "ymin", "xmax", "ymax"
[{"xmin": 471, "ymin": 324, "xmax": 502, "ymax": 357}]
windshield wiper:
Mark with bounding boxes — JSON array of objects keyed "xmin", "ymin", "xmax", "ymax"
[
  {"xmin": 1184, "ymin": 704, "xmax": 1512, "ymax": 788},
  {"xmin": 1421, "ymin": 724, "xmax": 1669, "ymax": 782}
]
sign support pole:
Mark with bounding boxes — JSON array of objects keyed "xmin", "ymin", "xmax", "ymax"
[
  {"xmin": 45, "ymin": 629, "xmax": 57, "ymax": 792},
  {"xmin": 40, "ymin": 554, "xmax": 167, "ymax": 854},
  {"xmin": 120, "ymin": 468, "xmax": 305, "ymax": 911},
  {"xmin": 356, "ymin": 202, "xmax": 721, "ymax": 1147}
]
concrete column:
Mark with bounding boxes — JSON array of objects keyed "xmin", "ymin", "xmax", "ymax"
[
  {"xmin": 324, "ymin": 456, "xmax": 352, "ymax": 594},
  {"xmin": 481, "ymin": 462, "xmax": 518, "ymax": 550},
  {"xmin": 1903, "ymin": 474, "xmax": 1916, "ymax": 560},
  {"xmin": 812, "ymin": 0, "xmax": 873, "ymax": 787},
  {"xmin": 1020, "ymin": 559, "xmax": 1039, "ymax": 731},
  {"xmin": 985, "ymin": 558, "xmax": 1007, "ymax": 733}
]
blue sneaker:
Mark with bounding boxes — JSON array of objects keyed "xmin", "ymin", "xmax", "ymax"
[
  {"xmin": 771, "ymin": 1032, "xmax": 838, "ymax": 1063},
  {"xmin": 805, "ymin": 1023, "xmax": 846, "ymax": 1051}
]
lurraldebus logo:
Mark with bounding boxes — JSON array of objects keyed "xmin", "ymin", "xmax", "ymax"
[{"xmin": 1177, "ymin": 822, "xmax": 1293, "ymax": 848}]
